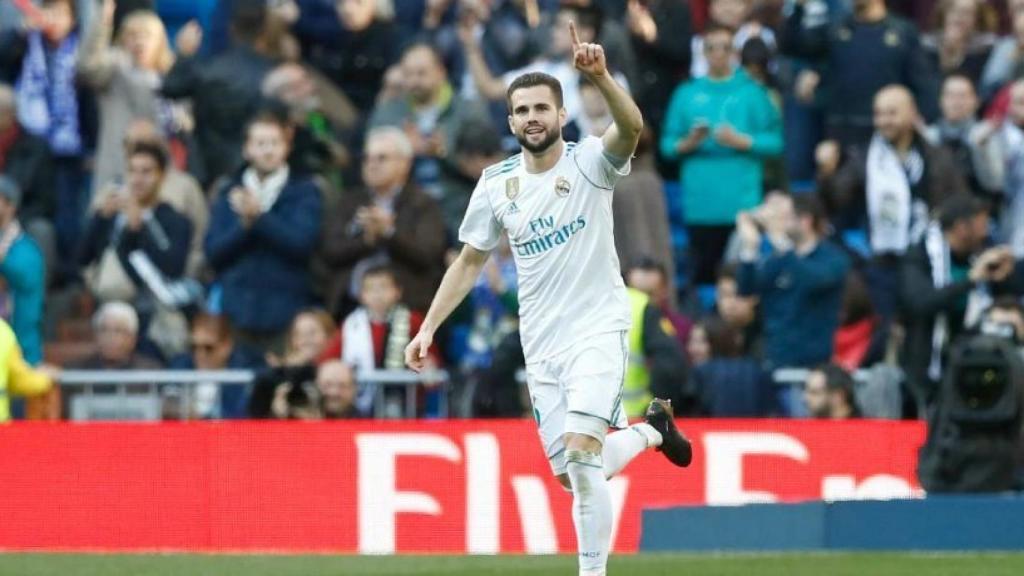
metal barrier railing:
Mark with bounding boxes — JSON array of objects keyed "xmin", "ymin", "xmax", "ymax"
[{"xmin": 57, "ymin": 369, "xmax": 449, "ymax": 421}]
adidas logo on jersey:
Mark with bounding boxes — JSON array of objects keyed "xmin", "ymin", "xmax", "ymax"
[{"xmin": 507, "ymin": 202, "xmax": 520, "ymax": 215}]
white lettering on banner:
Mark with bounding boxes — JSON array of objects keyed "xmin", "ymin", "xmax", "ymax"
[
  {"xmin": 465, "ymin": 433, "xmax": 500, "ymax": 554},
  {"xmin": 821, "ymin": 474, "xmax": 916, "ymax": 501},
  {"xmin": 511, "ymin": 475, "xmax": 560, "ymax": 554},
  {"xmin": 356, "ymin": 433, "xmax": 462, "ymax": 554},
  {"xmin": 704, "ymin": 433, "xmax": 810, "ymax": 505}
]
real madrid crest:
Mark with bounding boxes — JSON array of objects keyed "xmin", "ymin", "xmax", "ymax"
[
  {"xmin": 555, "ymin": 176, "xmax": 571, "ymax": 198},
  {"xmin": 506, "ymin": 177, "xmax": 520, "ymax": 200}
]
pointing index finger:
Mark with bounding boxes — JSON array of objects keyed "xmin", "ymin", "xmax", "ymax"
[{"xmin": 569, "ymin": 20, "xmax": 580, "ymax": 48}]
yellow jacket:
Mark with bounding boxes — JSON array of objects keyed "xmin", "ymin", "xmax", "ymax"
[{"xmin": 0, "ymin": 319, "xmax": 51, "ymax": 422}]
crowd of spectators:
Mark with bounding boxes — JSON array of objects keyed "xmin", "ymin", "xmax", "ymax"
[{"xmin": 3, "ymin": 0, "xmax": 1024, "ymax": 422}]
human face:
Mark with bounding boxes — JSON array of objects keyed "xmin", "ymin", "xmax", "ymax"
[
  {"xmin": 709, "ymin": 0, "xmax": 748, "ymax": 30},
  {"xmin": 627, "ymin": 268, "xmax": 666, "ymax": 304},
  {"xmin": 121, "ymin": 18, "xmax": 162, "ymax": 70},
  {"xmin": 361, "ymin": 135, "xmax": 412, "ymax": 191},
  {"xmin": 873, "ymin": 89, "xmax": 915, "ymax": 145},
  {"xmin": 97, "ymin": 318, "xmax": 136, "ymax": 363},
  {"xmin": 317, "ymin": 362, "xmax": 357, "ymax": 416},
  {"xmin": 41, "ymin": 1, "xmax": 75, "ymax": 44},
  {"xmin": 704, "ymin": 31, "xmax": 735, "ymax": 77},
  {"xmin": 944, "ymin": 0, "xmax": 978, "ymax": 39},
  {"xmin": 360, "ymin": 273, "xmax": 401, "ymax": 320},
  {"xmin": 244, "ymin": 122, "xmax": 290, "ymax": 176},
  {"xmin": 126, "ymin": 154, "xmax": 163, "ymax": 206},
  {"xmin": 290, "ymin": 314, "xmax": 329, "ymax": 364},
  {"xmin": 337, "ymin": 0, "xmax": 375, "ymax": 32},
  {"xmin": 716, "ymin": 278, "xmax": 756, "ymax": 329},
  {"xmin": 803, "ymin": 371, "xmax": 831, "ymax": 418},
  {"xmin": 402, "ymin": 47, "xmax": 445, "ymax": 105},
  {"xmin": 508, "ymin": 85, "xmax": 565, "ymax": 154},
  {"xmin": 940, "ymin": 77, "xmax": 978, "ymax": 123},
  {"xmin": 687, "ymin": 326, "xmax": 711, "ymax": 366},
  {"xmin": 190, "ymin": 326, "xmax": 232, "ymax": 370}
]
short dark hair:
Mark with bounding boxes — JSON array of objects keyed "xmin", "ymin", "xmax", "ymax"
[
  {"xmin": 700, "ymin": 317, "xmax": 742, "ymax": 358},
  {"xmin": 702, "ymin": 23, "xmax": 735, "ymax": 41},
  {"xmin": 127, "ymin": 140, "xmax": 169, "ymax": 172},
  {"xmin": 986, "ymin": 296, "xmax": 1024, "ymax": 320},
  {"xmin": 938, "ymin": 193, "xmax": 988, "ymax": 231},
  {"xmin": 717, "ymin": 263, "xmax": 738, "ymax": 284},
  {"xmin": 361, "ymin": 263, "xmax": 399, "ymax": 287},
  {"xmin": 815, "ymin": 362, "xmax": 858, "ymax": 409},
  {"xmin": 506, "ymin": 72, "xmax": 564, "ymax": 112},
  {"xmin": 402, "ymin": 42, "xmax": 446, "ymax": 71},
  {"xmin": 455, "ymin": 119, "xmax": 503, "ymax": 157},
  {"xmin": 792, "ymin": 193, "xmax": 827, "ymax": 231},
  {"xmin": 229, "ymin": 0, "xmax": 267, "ymax": 45},
  {"xmin": 627, "ymin": 256, "xmax": 668, "ymax": 278},
  {"xmin": 245, "ymin": 108, "xmax": 292, "ymax": 140}
]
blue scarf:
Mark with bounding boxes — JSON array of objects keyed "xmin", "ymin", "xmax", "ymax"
[{"xmin": 15, "ymin": 30, "xmax": 82, "ymax": 156}]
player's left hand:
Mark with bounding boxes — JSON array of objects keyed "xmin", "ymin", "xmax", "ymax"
[{"xmin": 570, "ymin": 21, "xmax": 607, "ymax": 77}]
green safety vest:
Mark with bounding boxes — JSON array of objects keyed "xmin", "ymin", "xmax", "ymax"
[
  {"xmin": 0, "ymin": 320, "xmax": 18, "ymax": 422},
  {"xmin": 623, "ymin": 288, "xmax": 652, "ymax": 418}
]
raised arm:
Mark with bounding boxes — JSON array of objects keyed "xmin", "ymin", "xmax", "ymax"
[
  {"xmin": 570, "ymin": 22, "xmax": 643, "ymax": 160},
  {"xmin": 405, "ymin": 244, "xmax": 491, "ymax": 371}
]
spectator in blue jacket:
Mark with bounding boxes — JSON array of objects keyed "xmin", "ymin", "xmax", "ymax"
[
  {"xmin": 205, "ymin": 111, "xmax": 323, "ymax": 353},
  {"xmin": 736, "ymin": 193, "xmax": 850, "ymax": 371},
  {"xmin": 0, "ymin": 176, "xmax": 45, "ymax": 365}
]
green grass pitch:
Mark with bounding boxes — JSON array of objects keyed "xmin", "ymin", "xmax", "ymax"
[{"xmin": 1, "ymin": 553, "xmax": 1023, "ymax": 576}]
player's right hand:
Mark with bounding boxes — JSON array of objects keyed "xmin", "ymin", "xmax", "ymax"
[{"xmin": 405, "ymin": 331, "xmax": 433, "ymax": 373}]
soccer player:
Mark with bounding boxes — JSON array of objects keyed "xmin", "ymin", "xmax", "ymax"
[{"xmin": 406, "ymin": 22, "xmax": 691, "ymax": 576}]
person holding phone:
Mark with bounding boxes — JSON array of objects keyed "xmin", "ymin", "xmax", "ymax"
[{"xmin": 660, "ymin": 24, "xmax": 783, "ymax": 285}]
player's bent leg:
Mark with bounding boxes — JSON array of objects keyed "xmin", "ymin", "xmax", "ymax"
[
  {"xmin": 563, "ymin": 422, "xmax": 612, "ymax": 576},
  {"xmin": 602, "ymin": 423, "xmax": 662, "ymax": 479}
]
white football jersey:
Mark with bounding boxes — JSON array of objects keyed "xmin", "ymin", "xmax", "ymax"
[{"xmin": 459, "ymin": 136, "xmax": 632, "ymax": 363}]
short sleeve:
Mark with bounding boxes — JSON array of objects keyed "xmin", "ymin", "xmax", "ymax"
[
  {"xmin": 572, "ymin": 136, "xmax": 632, "ymax": 191},
  {"xmin": 458, "ymin": 179, "xmax": 502, "ymax": 251}
]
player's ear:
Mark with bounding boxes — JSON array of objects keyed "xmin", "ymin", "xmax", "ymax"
[
  {"xmin": 507, "ymin": 114, "xmax": 515, "ymax": 133},
  {"xmin": 559, "ymin": 107, "xmax": 568, "ymax": 128}
]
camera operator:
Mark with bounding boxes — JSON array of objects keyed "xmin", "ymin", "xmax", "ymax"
[{"xmin": 899, "ymin": 194, "xmax": 1017, "ymax": 416}]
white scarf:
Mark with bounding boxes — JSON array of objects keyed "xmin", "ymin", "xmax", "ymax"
[
  {"xmin": 1001, "ymin": 123, "xmax": 1024, "ymax": 257},
  {"xmin": 242, "ymin": 165, "xmax": 290, "ymax": 213},
  {"xmin": 341, "ymin": 306, "xmax": 412, "ymax": 415},
  {"xmin": 924, "ymin": 223, "xmax": 991, "ymax": 381},
  {"xmin": 866, "ymin": 134, "xmax": 928, "ymax": 254}
]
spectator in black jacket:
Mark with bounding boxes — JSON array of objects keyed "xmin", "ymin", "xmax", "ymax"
[
  {"xmin": 624, "ymin": 0, "xmax": 692, "ymax": 141},
  {"xmin": 161, "ymin": 3, "xmax": 278, "ymax": 187},
  {"xmin": 292, "ymin": 0, "xmax": 400, "ymax": 115},
  {"xmin": 781, "ymin": 0, "xmax": 940, "ymax": 149},
  {"xmin": 899, "ymin": 194, "xmax": 1016, "ymax": 414},
  {"xmin": 80, "ymin": 140, "xmax": 192, "ymax": 307}
]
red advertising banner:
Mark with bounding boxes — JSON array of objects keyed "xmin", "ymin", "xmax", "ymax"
[{"xmin": 0, "ymin": 420, "xmax": 926, "ymax": 554}]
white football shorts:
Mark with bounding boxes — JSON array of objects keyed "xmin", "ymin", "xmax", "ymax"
[{"xmin": 525, "ymin": 330, "xmax": 630, "ymax": 476}]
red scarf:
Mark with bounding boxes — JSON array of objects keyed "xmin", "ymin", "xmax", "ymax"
[{"xmin": 0, "ymin": 124, "xmax": 20, "ymax": 172}]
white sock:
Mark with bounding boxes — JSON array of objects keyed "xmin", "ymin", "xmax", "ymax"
[
  {"xmin": 566, "ymin": 450, "xmax": 612, "ymax": 576},
  {"xmin": 603, "ymin": 424, "xmax": 661, "ymax": 479}
]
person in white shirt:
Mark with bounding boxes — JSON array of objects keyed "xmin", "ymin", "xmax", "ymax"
[{"xmin": 406, "ymin": 22, "xmax": 691, "ymax": 576}]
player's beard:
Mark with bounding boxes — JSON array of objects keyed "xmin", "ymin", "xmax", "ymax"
[{"xmin": 516, "ymin": 124, "xmax": 560, "ymax": 154}]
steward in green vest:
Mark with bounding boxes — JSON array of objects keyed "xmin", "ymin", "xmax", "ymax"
[{"xmin": 622, "ymin": 288, "xmax": 688, "ymax": 418}]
